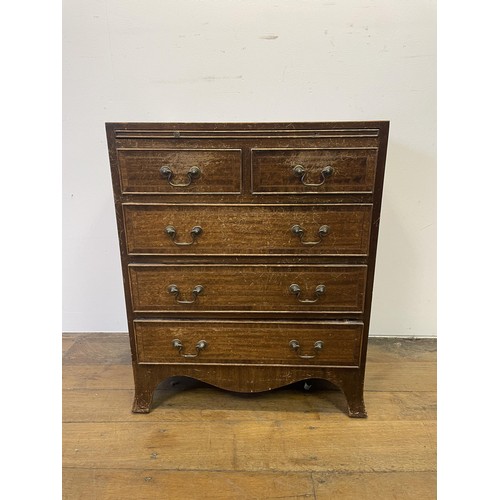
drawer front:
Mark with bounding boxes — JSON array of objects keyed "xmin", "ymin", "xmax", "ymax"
[
  {"xmin": 251, "ymin": 148, "xmax": 377, "ymax": 194},
  {"xmin": 123, "ymin": 204, "xmax": 372, "ymax": 256},
  {"xmin": 117, "ymin": 148, "xmax": 242, "ymax": 194},
  {"xmin": 134, "ymin": 320, "xmax": 363, "ymax": 366},
  {"xmin": 129, "ymin": 264, "xmax": 367, "ymax": 313}
]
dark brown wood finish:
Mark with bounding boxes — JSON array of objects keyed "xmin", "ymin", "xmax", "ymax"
[
  {"xmin": 128, "ymin": 264, "xmax": 367, "ymax": 313},
  {"xmin": 106, "ymin": 121, "xmax": 389, "ymax": 417},
  {"xmin": 134, "ymin": 320, "xmax": 363, "ymax": 366},
  {"xmin": 251, "ymin": 147, "xmax": 377, "ymax": 194},
  {"xmin": 117, "ymin": 148, "xmax": 242, "ymax": 194},
  {"xmin": 123, "ymin": 203, "xmax": 372, "ymax": 256}
]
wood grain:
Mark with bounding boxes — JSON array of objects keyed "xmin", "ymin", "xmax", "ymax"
[
  {"xmin": 123, "ymin": 203, "xmax": 372, "ymax": 256},
  {"xmin": 62, "ymin": 335, "xmax": 77, "ymax": 355},
  {"xmin": 63, "ymin": 469, "xmax": 315, "ymax": 500},
  {"xmin": 117, "ymin": 148, "xmax": 242, "ymax": 194},
  {"xmin": 367, "ymin": 337, "xmax": 437, "ymax": 362},
  {"xmin": 62, "ymin": 360, "xmax": 436, "ymax": 393},
  {"xmin": 63, "ymin": 420, "xmax": 436, "ymax": 472},
  {"xmin": 63, "ymin": 469, "xmax": 437, "ymax": 500},
  {"xmin": 365, "ymin": 362, "xmax": 436, "ymax": 392},
  {"xmin": 312, "ymin": 471, "xmax": 436, "ymax": 500},
  {"xmin": 107, "ymin": 122, "xmax": 390, "ymax": 416},
  {"xmin": 129, "ymin": 263, "xmax": 367, "ymax": 313},
  {"xmin": 134, "ymin": 320, "xmax": 363, "ymax": 366},
  {"xmin": 62, "ymin": 333, "xmax": 437, "ymax": 365},
  {"xmin": 63, "ymin": 389, "xmax": 436, "ymax": 423},
  {"xmin": 62, "ymin": 334, "xmax": 132, "ymax": 365},
  {"xmin": 63, "ymin": 365, "xmax": 133, "ymax": 389},
  {"xmin": 63, "ymin": 334, "xmax": 436, "ymax": 498},
  {"xmin": 251, "ymin": 147, "xmax": 377, "ymax": 194}
]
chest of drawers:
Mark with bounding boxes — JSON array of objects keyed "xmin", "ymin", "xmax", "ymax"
[{"xmin": 106, "ymin": 121, "xmax": 389, "ymax": 417}]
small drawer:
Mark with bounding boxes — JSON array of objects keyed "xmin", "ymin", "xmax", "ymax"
[
  {"xmin": 134, "ymin": 320, "xmax": 363, "ymax": 367},
  {"xmin": 117, "ymin": 148, "xmax": 242, "ymax": 194},
  {"xmin": 251, "ymin": 148, "xmax": 377, "ymax": 194},
  {"xmin": 123, "ymin": 203, "xmax": 372, "ymax": 256},
  {"xmin": 129, "ymin": 264, "xmax": 367, "ymax": 313}
]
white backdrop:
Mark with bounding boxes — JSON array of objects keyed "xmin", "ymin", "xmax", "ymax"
[{"xmin": 62, "ymin": 0, "xmax": 436, "ymax": 336}]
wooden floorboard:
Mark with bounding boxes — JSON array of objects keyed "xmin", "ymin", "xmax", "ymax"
[
  {"xmin": 63, "ymin": 420, "xmax": 435, "ymax": 472},
  {"xmin": 62, "ymin": 334, "xmax": 78, "ymax": 356},
  {"xmin": 63, "ymin": 364, "xmax": 133, "ymax": 390},
  {"xmin": 312, "ymin": 471, "xmax": 437, "ymax": 500},
  {"xmin": 62, "ymin": 334, "xmax": 436, "ymax": 499},
  {"xmin": 63, "ymin": 388, "xmax": 436, "ymax": 423},
  {"xmin": 364, "ymin": 362, "xmax": 436, "ymax": 392},
  {"xmin": 62, "ymin": 360, "xmax": 436, "ymax": 392},
  {"xmin": 63, "ymin": 469, "xmax": 316, "ymax": 500},
  {"xmin": 62, "ymin": 333, "xmax": 132, "ymax": 365}
]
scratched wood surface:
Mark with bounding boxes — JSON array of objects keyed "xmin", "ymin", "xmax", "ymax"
[
  {"xmin": 117, "ymin": 148, "xmax": 242, "ymax": 194},
  {"xmin": 251, "ymin": 147, "xmax": 377, "ymax": 194},
  {"xmin": 134, "ymin": 320, "xmax": 362, "ymax": 365},
  {"xmin": 107, "ymin": 122, "xmax": 389, "ymax": 417},
  {"xmin": 62, "ymin": 333, "xmax": 436, "ymax": 499},
  {"xmin": 128, "ymin": 263, "xmax": 367, "ymax": 313},
  {"xmin": 123, "ymin": 203, "xmax": 373, "ymax": 256}
]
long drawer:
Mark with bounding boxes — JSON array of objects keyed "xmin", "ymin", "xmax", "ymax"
[
  {"xmin": 123, "ymin": 204, "xmax": 372, "ymax": 256},
  {"xmin": 129, "ymin": 264, "xmax": 367, "ymax": 313},
  {"xmin": 134, "ymin": 320, "xmax": 363, "ymax": 366}
]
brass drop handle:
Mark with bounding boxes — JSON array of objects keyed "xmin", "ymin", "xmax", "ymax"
[
  {"xmin": 164, "ymin": 225, "xmax": 203, "ymax": 246},
  {"xmin": 172, "ymin": 339, "xmax": 207, "ymax": 358},
  {"xmin": 167, "ymin": 284, "xmax": 204, "ymax": 304},
  {"xmin": 289, "ymin": 284, "xmax": 326, "ymax": 303},
  {"xmin": 292, "ymin": 164, "xmax": 334, "ymax": 187},
  {"xmin": 291, "ymin": 224, "xmax": 330, "ymax": 245},
  {"xmin": 289, "ymin": 340, "xmax": 324, "ymax": 359},
  {"xmin": 159, "ymin": 165, "xmax": 201, "ymax": 187}
]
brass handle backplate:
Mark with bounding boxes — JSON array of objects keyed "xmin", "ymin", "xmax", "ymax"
[
  {"xmin": 167, "ymin": 284, "xmax": 204, "ymax": 304},
  {"xmin": 292, "ymin": 165, "xmax": 334, "ymax": 187},
  {"xmin": 289, "ymin": 340, "xmax": 324, "ymax": 359},
  {"xmin": 291, "ymin": 224, "xmax": 330, "ymax": 246},
  {"xmin": 160, "ymin": 165, "xmax": 201, "ymax": 187},
  {"xmin": 164, "ymin": 225, "xmax": 203, "ymax": 246},
  {"xmin": 289, "ymin": 284, "xmax": 326, "ymax": 303},
  {"xmin": 172, "ymin": 339, "xmax": 207, "ymax": 358}
]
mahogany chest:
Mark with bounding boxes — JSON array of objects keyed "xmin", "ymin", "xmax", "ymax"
[{"xmin": 106, "ymin": 121, "xmax": 389, "ymax": 417}]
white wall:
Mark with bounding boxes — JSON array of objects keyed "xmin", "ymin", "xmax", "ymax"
[{"xmin": 62, "ymin": 0, "xmax": 436, "ymax": 336}]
